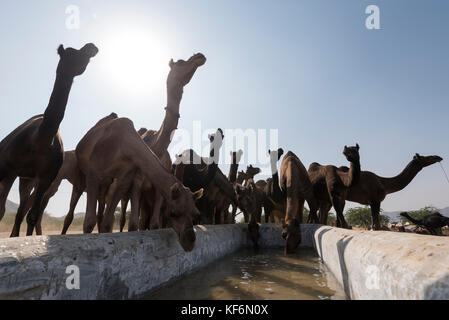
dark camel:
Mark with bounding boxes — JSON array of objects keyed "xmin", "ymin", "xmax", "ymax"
[
  {"xmin": 400, "ymin": 212, "xmax": 449, "ymax": 236},
  {"xmin": 0, "ymin": 43, "xmax": 98, "ymax": 236},
  {"xmin": 317, "ymin": 153, "xmax": 442, "ymax": 230},
  {"xmin": 308, "ymin": 144, "xmax": 361, "ymax": 228},
  {"xmin": 280, "ymin": 151, "xmax": 319, "ymax": 254}
]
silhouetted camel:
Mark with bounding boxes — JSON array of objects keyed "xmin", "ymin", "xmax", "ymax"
[
  {"xmin": 400, "ymin": 212, "xmax": 449, "ymax": 236},
  {"xmin": 0, "ymin": 43, "xmax": 98, "ymax": 236}
]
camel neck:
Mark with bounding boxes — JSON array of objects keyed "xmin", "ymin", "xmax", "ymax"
[
  {"xmin": 38, "ymin": 73, "xmax": 74, "ymax": 142},
  {"xmin": 342, "ymin": 160, "xmax": 361, "ymax": 188},
  {"xmin": 152, "ymin": 86, "xmax": 183, "ymax": 157},
  {"xmin": 229, "ymin": 163, "xmax": 239, "ymax": 183},
  {"xmin": 379, "ymin": 160, "xmax": 423, "ymax": 195}
]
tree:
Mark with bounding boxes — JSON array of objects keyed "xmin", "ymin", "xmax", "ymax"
[
  {"xmin": 400, "ymin": 206, "xmax": 439, "ymax": 224},
  {"xmin": 345, "ymin": 206, "xmax": 390, "ymax": 228}
]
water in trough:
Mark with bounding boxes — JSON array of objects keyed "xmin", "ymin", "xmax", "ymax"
[{"xmin": 144, "ymin": 248, "xmax": 347, "ymax": 300}]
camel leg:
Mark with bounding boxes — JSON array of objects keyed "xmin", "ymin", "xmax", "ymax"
[
  {"xmin": 370, "ymin": 202, "xmax": 381, "ymax": 230},
  {"xmin": 10, "ymin": 178, "xmax": 35, "ymax": 237},
  {"xmin": 0, "ymin": 175, "xmax": 16, "ymax": 221},
  {"xmin": 101, "ymin": 174, "xmax": 134, "ymax": 233},
  {"xmin": 33, "ymin": 176, "xmax": 63, "ymax": 236},
  {"xmin": 149, "ymin": 192, "xmax": 163, "ymax": 230},
  {"xmin": 62, "ymin": 185, "xmax": 84, "ymax": 235},
  {"xmin": 129, "ymin": 182, "xmax": 143, "ymax": 232},
  {"xmin": 84, "ymin": 174, "xmax": 100, "ymax": 234},
  {"xmin": 305, "ymin": 193, "xmax": 319, "ymax": 224},
  {"xmin": 96, "ymin": 184, "xmax": 109, "ymax": 232},
  {"xmin": 139, "ymin": 198, "xmax": 151, "ymax": 231},
  {"xmin": 318, "ymin": 202, "xmax": 332, "ymax": 225},
  {"xmin": 25, "ymin": 176, "xmax": 56, "ymax": 236},
  {"xmin": 119, "ymin": 198, "xmax": 129, "ymax": 232},
  {"xmin": 332, "ymin": 196, "xmax": 348, "ymax": 229},
  {"xmin": 35, "ymin": 214, "xmax": 43, "ymax": 235}
]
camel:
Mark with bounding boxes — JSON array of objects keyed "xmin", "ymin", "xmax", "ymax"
[
  {"xmin": 206, "ymin": 150, "xmax": 244, "ymax": 225},
  {"xmin": 75, "ymin": 115, "xmax": 203, "ymax": 251},
  {"xmin": 117, "ymin": 53, "xmax": 206, "ymax": 232},
  {"xmin": 10, "ymin": 113, "xmax": 118, "ymax": 237},
  {"xmin": 400, "ymin": 212, "xmax": 449, "ymax": 236},
  {"xmin": 224, "ymin": 150, "xmax": 244, "ymax": 223},
  {"xmin": 308, "ymin": 144, "xmax": 361, "ymax": 228},
  {"xmin": 316, "ymin": 153, "xmax": 442, "ymax": 230},
  {"xmin": 279, "ymin": 151, "xmax": 319, "ymax": 254},
  {"xmin": 264, "ymin": 148, "xmax": 286, "ymax": 223},
  {"xmin": 0, "ymin": 43, "xmax": 98, "ymax": 236},
  {"xmin": 170, "ymin": 129, "xmax": 228, "ymax": 226}
]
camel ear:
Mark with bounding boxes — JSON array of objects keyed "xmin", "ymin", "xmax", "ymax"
[
  {"xmin": 170, "ymin": 183, "xmax": 182, "ymax": 200},
  {"xmin": 238, "ymin": 150, "xmax": 243, "ymax": 156},
  {"xmin": 268, "ymin": 149, "xmax": 272, "ymax": 155},
  {"xmin": 169, "ymin": 59, "xmax": 175, "ymax": 69},
  {"xmin": 414, "ymin": 153, "xmax": 421, "ymax": 160},
  {"xmin": 356, "ymin": 144, "xmax": 360, "ymax": 151},
  {"xmin": 193, "ymin": 188, "xmax": 204, "ymax": 201},
  {"xmin": 57, "ymin": 45, "xmax": 65, "ymax": 57}
]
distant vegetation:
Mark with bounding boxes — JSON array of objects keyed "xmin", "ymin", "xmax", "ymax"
[
  {"xmin": 345, "ymin": 206, "xmax": 390, "ymax": 228},
  {"xmin": 0, "ymin": 208, "xmax": 127, "ymax": 234}
]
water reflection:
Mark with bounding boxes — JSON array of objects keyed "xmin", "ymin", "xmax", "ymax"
[{"xmin": 144, "ymin": 248, "xmax": 347, "ymax": 300}]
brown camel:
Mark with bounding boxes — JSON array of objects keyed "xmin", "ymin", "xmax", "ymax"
[
  {"xmin": 317, "ymin": 153, "xmax": 442, "ymax": 230},
  {"xmin": 10, "ymin": 113, "xmax": 119, "ymax": 237},
  {"xmin": 264, "ymin": 148, "xmax": 286, "ymax": 223},
  {"xmin": 75, "ymin": 116, "xmax": 203, "ymax": 251},
  {"xmin": 0, "ymin": 43, "xmax": 98, "ymax": 236},
  {"xmin": 280, "ymin": 151, "xmax": 319, "ymax": 254},
  {"xmin": 308, "ymin": 144, "xmax": 361, "ymax": 228},
  {"xmin": 119, "ymin": 53, "xmax": 206, "ymax": 232}
]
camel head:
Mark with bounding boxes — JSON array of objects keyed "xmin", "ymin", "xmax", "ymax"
[
  {"xmin": 167, "ymin": 53, "xmax": 206, "ymax": 89},
  {"xmin": 269, "ymin": 148, "xmax": 284, "ymax": 162},
  {"xmin": 282, "ymin": 219, "xmax": 301, "ymax": 255},
  {"xmin": 343, "ymin": 144, "xmax": 360, "ymax": 164},
  {"xmin": 412, "ymin": 154, "xmax": 443, "ymax": 168},
  {"xmin": 167, "ymin": 183, "xmax": 204, "ymax": 252},
  {"xmin": 56, "ymin": 43, "xmax": 98, "ymax": 77},
  {"xmin": 208, "ymin": 128, "xmax": 224, "ymax": 161},
  {"xmin": 246, "ymin": 165, "xmax": 261, "ymax": 179},
  {"xmin": 231, "ymin": 150, "xmax": 244, "ymax": 165}
]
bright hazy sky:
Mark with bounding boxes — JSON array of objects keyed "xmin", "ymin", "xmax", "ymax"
[{"xmin": 0, "ymin": 0, "xmax": 448, "ymax": 217}]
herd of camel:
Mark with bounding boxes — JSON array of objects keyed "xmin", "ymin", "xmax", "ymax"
[{"xmin": 0, "ymin": 43, "xmax": 446, "ymax": 254}]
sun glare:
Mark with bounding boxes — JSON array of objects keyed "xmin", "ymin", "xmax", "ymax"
[{"xmin": 100, "ymin": 27, "xmax": 171, "ymax": 95}]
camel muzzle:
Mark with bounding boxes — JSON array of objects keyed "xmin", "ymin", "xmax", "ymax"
[{"xmin": 180, "ymin": 228, "xmax": 196, "ymax": 252}]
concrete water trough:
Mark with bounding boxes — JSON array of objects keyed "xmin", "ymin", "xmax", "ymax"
[{"xmin": 0, "ymin": 224, "xmax": 448, "ymax": 300}]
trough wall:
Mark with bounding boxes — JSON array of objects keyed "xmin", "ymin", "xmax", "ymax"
[{"xmin": 0, "ymin": 224, "xmax": 448, "ymax": 299}]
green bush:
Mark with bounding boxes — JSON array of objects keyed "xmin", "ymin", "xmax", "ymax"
[{"xmin": 345, "ymin": 206, "xmax": 390, "ymax": 228}]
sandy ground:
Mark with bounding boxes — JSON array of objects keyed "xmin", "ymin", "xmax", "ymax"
[{"xmin": 0, "ymin": 229, "xmax": 121, "ymax": 239}]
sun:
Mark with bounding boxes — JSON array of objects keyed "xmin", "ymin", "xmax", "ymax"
[{"xmin": 100, "ymin": 27, "xmax": 171, "ymax": 95}]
